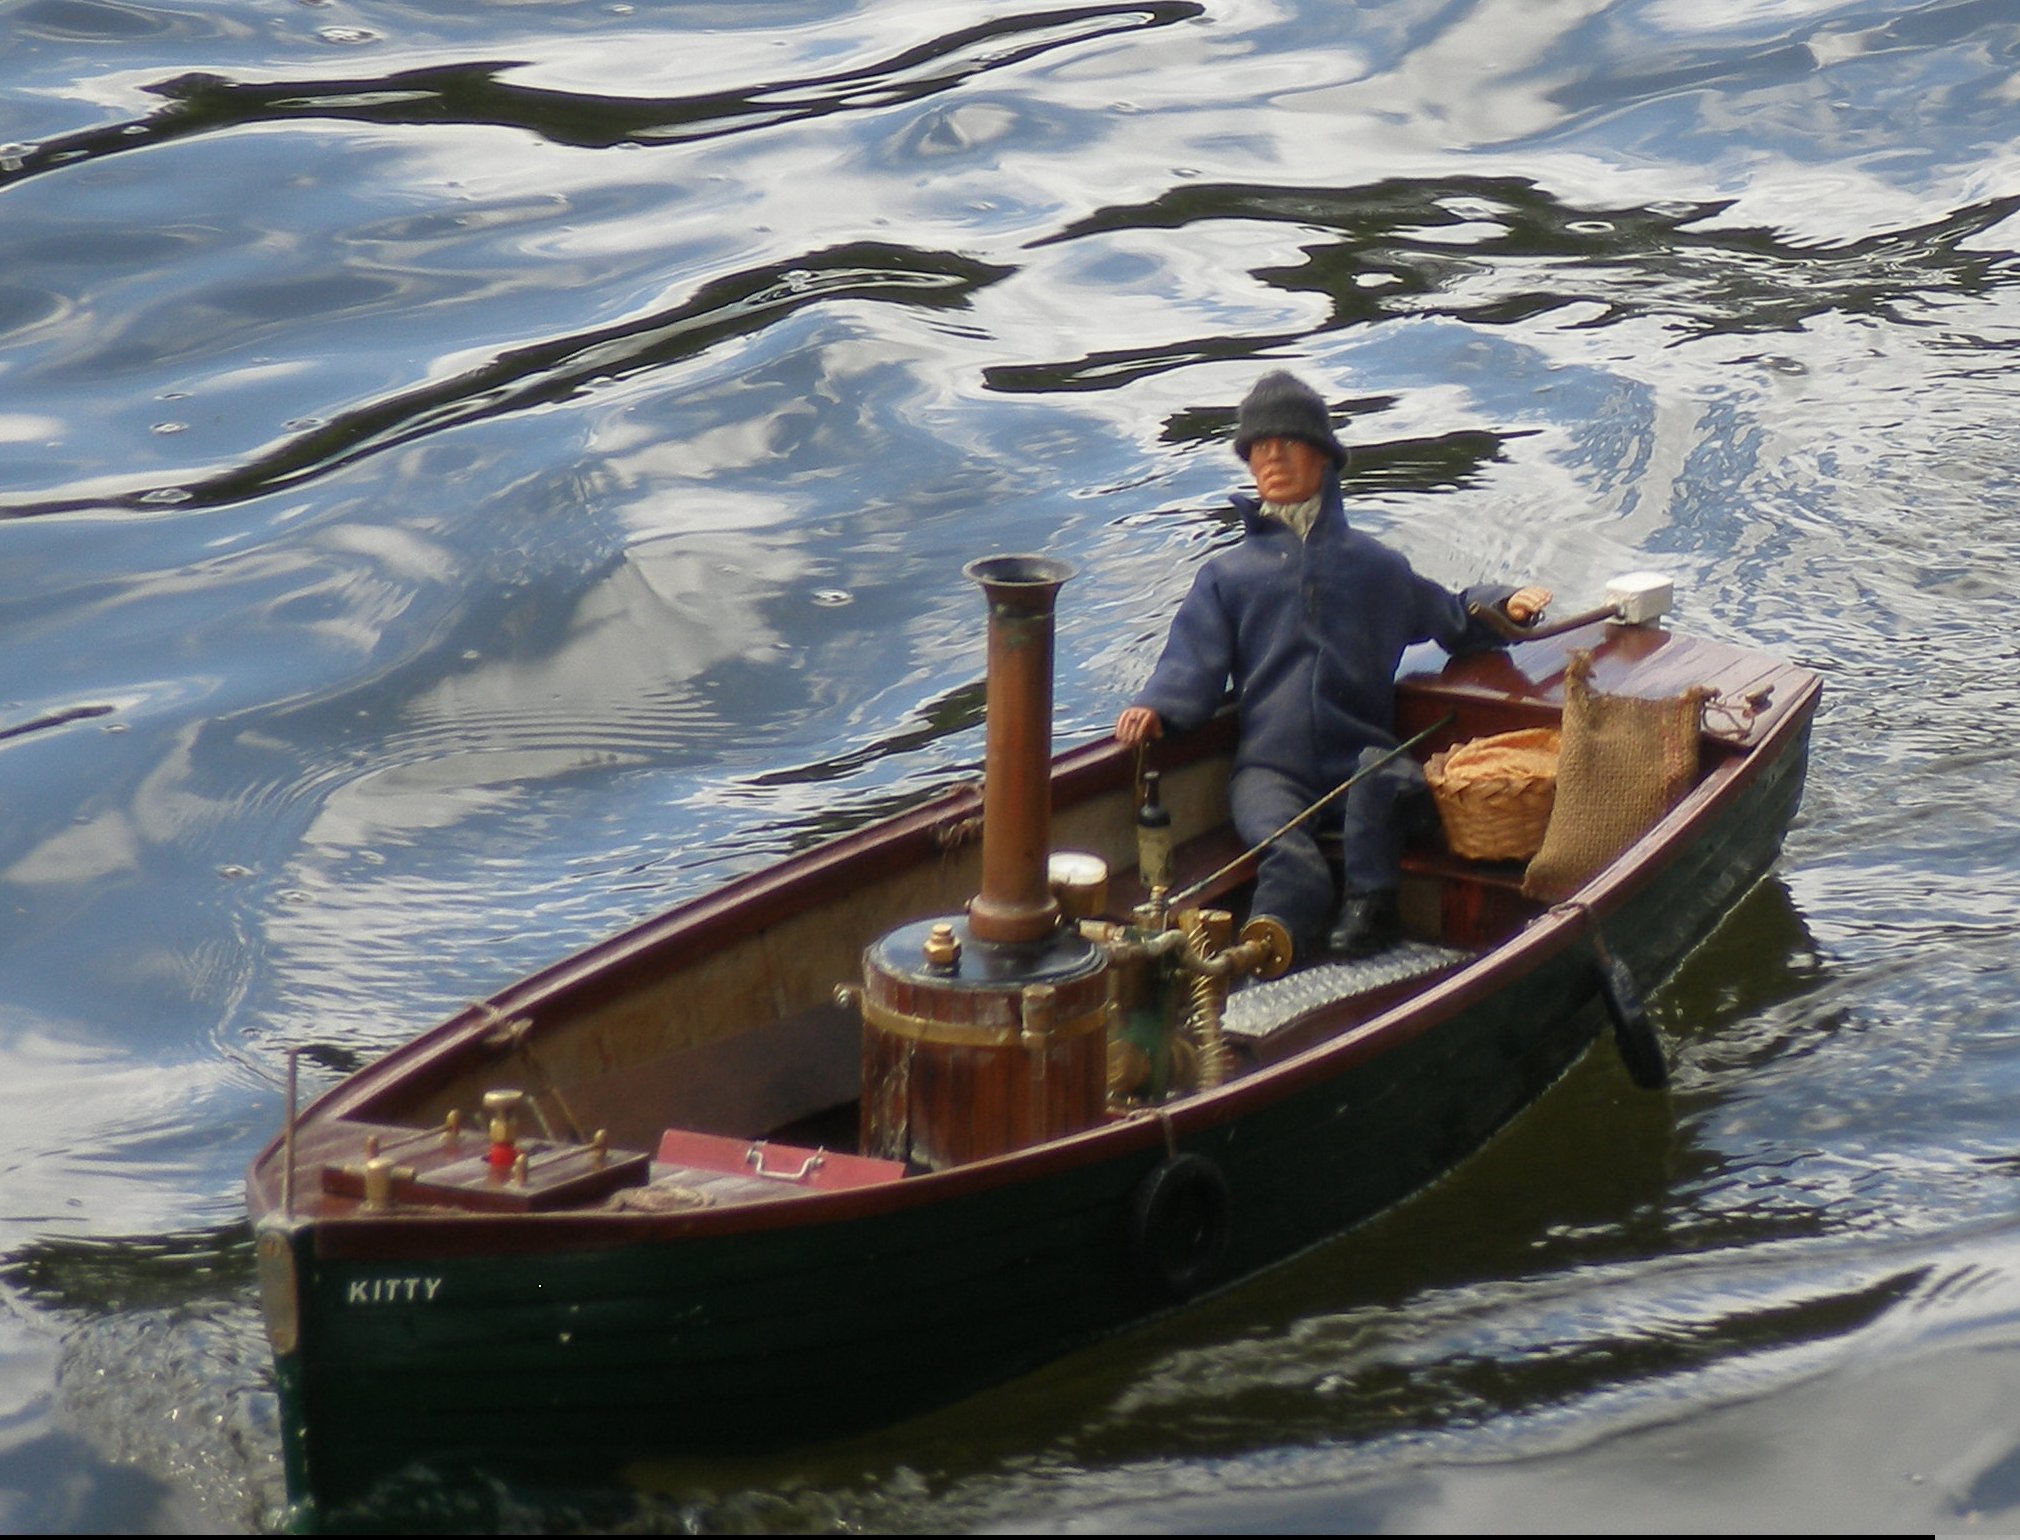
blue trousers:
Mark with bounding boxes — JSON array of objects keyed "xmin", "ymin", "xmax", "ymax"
[{"xmin": 1230, "ymin": 750, "xmax": 1426, "ymax": 950}]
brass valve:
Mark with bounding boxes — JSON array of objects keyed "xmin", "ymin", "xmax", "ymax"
[
  {"xmin": 483, "ymin": 1088, "xmax": 526, "ymax": 1170},
  {"xmin": 1088, "ymin": 909, "xmax": 1292, "ymax": 1109},
  {"xmin": 1226, "ymin": 915, "xmax": 1294, "ymax": 981}
]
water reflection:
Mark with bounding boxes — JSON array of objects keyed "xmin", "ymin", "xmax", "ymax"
[
  {"xmin": 0, "ymin": 1222, "xmax": 250, "ymax": 1315},
  {"xmin": 1, "ymin": 5, "xmax": 1206, "ymax": 188},
  {"xmin": 3, "ymin": 242, "xmax": 1014, "ymax": 517},
  {"xmin": 0, "ymin": 1427, "xmax": 187, "ymax": 1535},
  {"xmin": 1, "ymin": 0, "xmax": 2019, "ymax": 1530},
  {"xmin": 1038, "ymin": 177, "xmax": 2020, "ymax": 343},
  {"xmin": 13, "ymin": 0, "xmax": 186, "ymax": 44}
]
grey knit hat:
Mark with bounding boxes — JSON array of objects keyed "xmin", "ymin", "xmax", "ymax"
[{"xmin": 1232, "ymin": 370, "xmax": 1349, "ymax": 468}]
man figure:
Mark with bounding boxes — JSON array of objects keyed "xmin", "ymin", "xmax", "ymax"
[{"xmin": 1116, "ymin": 370, "xmax": 1550, "ymax": 959}]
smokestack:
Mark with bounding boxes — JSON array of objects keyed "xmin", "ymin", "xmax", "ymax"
[{"xmin": 962, "ymin": 554, "xmax": 1075, "ymax": 945}]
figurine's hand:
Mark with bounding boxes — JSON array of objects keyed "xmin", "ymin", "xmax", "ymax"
[
  {"xmin": 1115, "ymin": 706, "xmax": 1163, "ymax": 748},
  {"xmin": 1504, "ymin": 586, "xmax": 1552, "ymax": 625}
]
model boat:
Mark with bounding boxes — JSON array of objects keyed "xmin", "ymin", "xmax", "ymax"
[{"xmin": 247, "ymin": 554, "xmax": 1819, "ymax": 1520}]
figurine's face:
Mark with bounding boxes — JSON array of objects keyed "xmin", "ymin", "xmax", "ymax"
[{"xmin": 1248, "ymin": 436, "xmax": 1329, "ymax": 504}]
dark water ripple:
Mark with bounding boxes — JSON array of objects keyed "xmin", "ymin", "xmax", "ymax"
[
  {"xmin": 0, "ymin": 241, "xmax": 1016, "ymax": 517},
  {"xmin": 2, "ymin": 3, "xmax": 1204, "ymax": 187},
  {"xmin": 2, "ymin": 0, "xmax": 2020, "ymax": 1532}
]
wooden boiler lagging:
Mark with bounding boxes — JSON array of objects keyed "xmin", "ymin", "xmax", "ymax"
[{"xmin": 856, "ymin": 555, "xmax": 1110, "ymax": 1170}]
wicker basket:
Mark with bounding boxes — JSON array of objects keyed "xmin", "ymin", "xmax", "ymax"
[{"xmin": 1425, "ymin": 727, "xmax": 1562, "ymax": 862}]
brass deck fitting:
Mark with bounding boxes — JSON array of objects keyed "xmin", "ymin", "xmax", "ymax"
[{"xmin": 484, "ymin": 1088, "xmax": 526, "ymax": 1171}]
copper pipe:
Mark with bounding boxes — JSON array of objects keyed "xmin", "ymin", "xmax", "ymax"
[{"xmin": 963, "ymin": 554, "xmax": 1075, "ymax": 944}]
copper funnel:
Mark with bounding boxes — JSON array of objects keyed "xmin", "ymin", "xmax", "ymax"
[{"xmin": 963, "ymin": 554, "xmax": 1075, "ymax": 945}]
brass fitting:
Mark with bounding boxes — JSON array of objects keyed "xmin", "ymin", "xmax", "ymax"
[
  {"xmin": 361, "ymin": 1157, "xmax": 395, "ymax": 1210},
  {"xmin": 483, "ymin": 1088, "xmax": 525, "ymax": 1146},
  {"xmin": 922, "ymin": 921, "xmax": 962, "ymax": 972},
  {"xmin": 484, "ymin": 1087, "xmax": 526, "ymax": 1172},
  {"xmin": 1020, "ymin": 984, "xmax": 1057, "ymax": 1066}
]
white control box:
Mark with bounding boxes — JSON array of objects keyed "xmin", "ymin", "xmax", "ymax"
[{"xmin": 1604, "ymin": 571, "xmax": 1674, "ymax": 626}]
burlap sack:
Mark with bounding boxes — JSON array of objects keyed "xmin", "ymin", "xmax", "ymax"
[{"xmin": 1521, "ymin": 650, "xmax": 1705, "ymax": 902}]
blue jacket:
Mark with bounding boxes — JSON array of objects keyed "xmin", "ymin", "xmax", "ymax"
[{"xmin": 1133, "ymin": 477, "xmax": 1514, "ymax": 786}]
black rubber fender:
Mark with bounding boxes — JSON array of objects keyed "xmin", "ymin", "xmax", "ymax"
[
  {"xmin": 1596, "ymin": 946, "xmax": 1668, "ymax": 1090},
  {"xmin": 1127, "ymin": 1152, "xmax": 1233, "ymax": 1300}
]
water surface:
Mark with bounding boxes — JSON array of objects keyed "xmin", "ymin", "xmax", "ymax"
[{"xmin": 2, "ymin": 0, "xmax": 2019, "ymax": 1531}]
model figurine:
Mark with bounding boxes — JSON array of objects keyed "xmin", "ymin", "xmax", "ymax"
[{"xmin": 1116, "ymin": 370, "xmax": 1550, "ymax": 959}]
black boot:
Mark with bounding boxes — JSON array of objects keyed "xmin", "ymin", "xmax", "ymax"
[{"xmin": 1326, "ymin": 890, "xmax": 1401, "ymax": 958}]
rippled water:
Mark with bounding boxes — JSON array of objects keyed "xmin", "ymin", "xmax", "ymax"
[{"xmin": 2, "ymin": 0, "xmax": 2018, "ymax": 1531}]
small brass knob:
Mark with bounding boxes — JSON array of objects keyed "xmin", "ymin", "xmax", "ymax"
[{"xmin": 923, "ymin": 921, "xmax": 962, "ymax": 971}]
